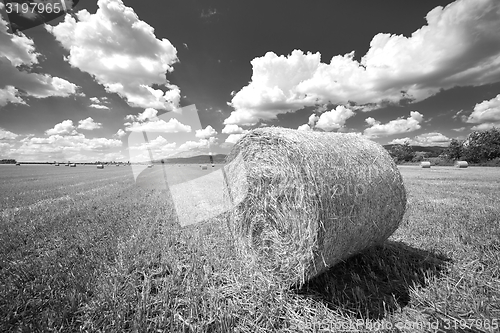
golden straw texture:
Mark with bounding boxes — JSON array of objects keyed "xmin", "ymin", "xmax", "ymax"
[{"xmin": 224, "ymin": 127, "xmax": 407, "ymax": 286}]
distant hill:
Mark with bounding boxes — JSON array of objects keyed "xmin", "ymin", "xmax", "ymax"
[
  {"xmin": 154, "ymin": 154, "xmax": 227, "ymax": 164},
  {"xmin": 147, "ymin": 145, "xmax": 448, "ymax": 164},
  {"xmin": 155, "ymin": 145, "xmax": 447, "ymax": 164}
]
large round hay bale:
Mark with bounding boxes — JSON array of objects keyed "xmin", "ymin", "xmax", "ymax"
[
  {"xmin": 420, "ymin": 161, "xmax": 431, "ymax": 168},
  {"xmin": 455, "ymin": 160, "xmax": 468, "ymax": 168},
  {"xmin": 70, "ymin": 163, "xmax": 76, "ymax": 167},
  {"xmin": 224, "ymin": 127, "xmax": 407, "ymax": 285},
  {"xmin": 97, "ymin": 164, "xmax": 104, "ymax": 169}
]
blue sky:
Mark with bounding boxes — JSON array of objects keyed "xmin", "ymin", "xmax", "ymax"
[{"xmin": 1, "ymin": 0, "xmax": 500, "ymax": 162}]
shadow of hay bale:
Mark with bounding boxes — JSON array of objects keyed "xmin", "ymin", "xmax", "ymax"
[{"xmin": 295, "ymin": 240, "xmax": 452, "ymax": 319}]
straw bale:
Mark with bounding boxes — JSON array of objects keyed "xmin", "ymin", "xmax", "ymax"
[
  {"xmin": 224, "ymin": 127, "xmax": 407, "ymax": 285},
  {"xmin": 420, "ymin": 161, "xmax": 431, "ymax": 168},
  {"xmin": 454, "ymin": 161, "xmax": 468, "ymax": 168}
]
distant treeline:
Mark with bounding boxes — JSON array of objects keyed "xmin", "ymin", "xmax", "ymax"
[
  {"xmin": 389, "ymin": 127, "xmax": 500, "ymax": 165},
  {"xmin": 0, "ymin": 161, "xmax": 130, "ymax": 165},
  {"xmin": 0, "ymin": 159, "xmax": 17, "ymax": 164}
]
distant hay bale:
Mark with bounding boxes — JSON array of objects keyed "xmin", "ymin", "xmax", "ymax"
[
  {"xmin": 212, "ymin": 164, "xmax": 215, "ymax": 168},
  {"xmin": 201, "ymin": 165, "xmax": 208, "ymax": 170},
  {"xmin": 455, "ymin": 161, "xmax": 468, "ymax": 168},
  {"xmin": 224, "ymin": 127, "xmax": 407, "ymax": 285},
  {"xmin": 148, "ymin": 164, "xmax": 153, "ymax": 168},
  {"xmin": 15, "ymin": 163, "xmax": 20, "ymax": 166},
  {"xmin": 54, "ymin": 163, "xmax": 59, "ymax": 166},
  {"xmin": 70, "ymin": 163, "xmax": 76, "ymax": 167},
  {"xmin": 420, "ymin": 161, "xmax": 431, "ymax": 168},
  {"xmin": 97, "ymin": 164, "xmax": 104, "ymax": 169}
]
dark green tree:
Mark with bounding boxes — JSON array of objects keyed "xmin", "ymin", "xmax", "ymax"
[
  {"xmin": 0, "ymin": 159, "xmax": 17, "ymax": 164},
  {"xmin": 445, "ymin": 138, "xmax": 463, "ymax": 160},
  {"xmin": 461, "ymin": 127, "xmax": 500, "ymax": 163},
  {"xmin": 389, "ymin": 141, "xmax": 415, "ymax": 162}
]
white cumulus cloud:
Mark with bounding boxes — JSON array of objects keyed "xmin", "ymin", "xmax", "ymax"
[
  {"xmin": 14, "ymin": 133, "xmax": 122, "ymax": 161},
  {"xmin": 45, "ymin": 120, "xmax": 77, "ymax": 136},
  {"xmin": 0, "ymin": 17, "xmax": 79, "ymax": 107},
  {"xmin": 195, "ymin": 125, "xmax": 218, "ymax": 139},
  {"xmin": 224, "ymin": 0, "xmax": 500, "ymax": 126},
  {"xmin": 0, "ymin": 128, "xmax": 18, "ymax": 140},
  {"xmin": 466, "ymin": 93, "xmax": 500, "ymax": 124},
  {"xmin": 297, "ymin": 124, "xmax": 312, "ymax": 131},
  {"xmin": 176, "ymin": 137, "xmax": 218, "ymax": 155},
  {"xmin": 389, "ymin": 132, "xmax": 451, "ymax": 147},
  {"xmin": 364, "ymin": 111, "xmax": 424, "ymax": 138},
  {"xmin": 115, "ymin": 129, "xmax": 126, "ymax": 138},
  {"xmin": 126, "ymin": 108, "xmax": 159, "ymax": 122},
  {"xmin": 46, "ymin": 0, "xmax": 180, "ymax": 110},
  {"xmin": 221, "ymin": 124, "xmax": 248, "ymax": 134},
  {"xmin": 470, "ymin": 122, "xmax": 500, "ymax": 131},
  {"xmin": 77, "ymin": 117, "xmax": 102, "ymax": 130},
  {"xmin": 129, "ymin": 135, "xmax": 176, "ymax": 151},
  {"xmin": 90, "ymin": 104, "xmax": 110, "ymax": 110},
  {"xmin": 315, "ymin": 106, "xmax": 355, "ymax": 132},
  {"xmin": 308, "ymin": 113, "xmax": 319, "ymax": 128},
  {"xmin": 225, "ymin": 133, "xmax": 245, "ymax": 145},
  {"xmin": 125, "ymin": 118, "xmax": 191, "ymax": 133}
]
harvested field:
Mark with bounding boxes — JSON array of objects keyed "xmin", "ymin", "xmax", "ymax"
[{"xmin": 0, "ymin": 164, "xmax": 499, "ymax": 332}]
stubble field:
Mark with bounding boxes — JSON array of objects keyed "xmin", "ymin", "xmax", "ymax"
[{"xmin": 0, "ymin": 164, "xmax": 499, "ymax": 332}]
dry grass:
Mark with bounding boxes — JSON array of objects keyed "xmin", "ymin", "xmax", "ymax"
[
  {"xmin": 0, "ymin": 164, "xmax": 498, "ymax": 332},
  {"xmin": 224, "ymin": 127, "xmax": 407, "ymax": 286}
]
